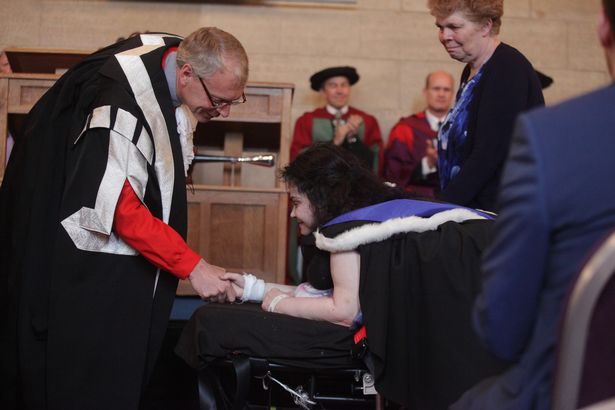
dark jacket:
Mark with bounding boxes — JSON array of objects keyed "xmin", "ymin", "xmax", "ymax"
[
  {"xmin": 439, "ymin": 43, "xmax": 544, "ymax": 212},
  {"xmin": 453, "ymin": 84, "xmax": 615, "ymax": 410}
]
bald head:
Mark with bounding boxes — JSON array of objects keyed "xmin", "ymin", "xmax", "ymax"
[{"xmin": 423, "ymin": 70, "xmax": 454, "ymax": 117}]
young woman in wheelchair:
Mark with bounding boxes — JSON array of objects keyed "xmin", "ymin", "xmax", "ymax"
[{"xmin": 175, "ymin": 142, "xmax": 503, "ymax": 409}]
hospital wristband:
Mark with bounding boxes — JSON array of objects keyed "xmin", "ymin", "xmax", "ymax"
[{"xmin": 268, "ymin": 294, "xmax": 289, "ymax": 313}]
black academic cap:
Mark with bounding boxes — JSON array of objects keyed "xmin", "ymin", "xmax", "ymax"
[
  {"xmin": 310, "ymin": 66, "xmax": 360, "ymax": 91},
  {"xmin": 535, "ymin": 69, "xmax": 554, "ymax": 89}
]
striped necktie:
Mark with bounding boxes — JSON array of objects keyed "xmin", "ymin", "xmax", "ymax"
[{"xmin": 332, "ymin": 110, "xmax": 344, "ymax": 128}]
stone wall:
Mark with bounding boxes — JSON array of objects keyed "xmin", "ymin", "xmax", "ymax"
[{"xmin": 1, "ymin": 0, "xmax": 608, "ymax": 141}]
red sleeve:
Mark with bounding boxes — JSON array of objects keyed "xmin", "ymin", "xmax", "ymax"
[
  {"xmin": 290, "ymin": 113, "xmax": 314, "ymax": 161},
  {"xmin": 386, "ymin": 122, "xmax": 414, "ymax": 150},
  {"xmin": 382, "ymin": 123, "xmax": 418, "ymax": 187},
  {"xmin": 363, "ymin": 113, "xmax": 384, "ymax": 175},
  {"xmin": 113, "ymin": 180, "xmax": 200, "ymax": 279}
]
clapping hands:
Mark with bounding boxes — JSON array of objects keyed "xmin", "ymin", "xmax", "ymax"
[
  {"xmin": 426, "ymin": 141, "xmax": 438, "ymax": 169},
  {"xmin": 333, "ymin": 114, "xmax": 363, "ymax": 145}
]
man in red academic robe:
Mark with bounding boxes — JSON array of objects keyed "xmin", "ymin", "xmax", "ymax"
[
  {"xmin": 383, "ymin": 70, "xmax": 454, "ymax": 198},
  {"xmin": 290, "ymin": 66, "xmax": 383, "ymax": 174}
]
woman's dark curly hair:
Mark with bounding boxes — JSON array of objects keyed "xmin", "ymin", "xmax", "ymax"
[{"xmin": 281, "ymin": 143, "xmax": 404, "ymax": 227}]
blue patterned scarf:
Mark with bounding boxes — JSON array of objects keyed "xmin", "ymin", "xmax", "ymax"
[{"xmin": 438, "ymin": 67, "xmax": 485, "ymax": 189}]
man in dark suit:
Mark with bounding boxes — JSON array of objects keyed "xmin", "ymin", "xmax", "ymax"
[{"xmin": 452, "ymin": 1, "xmax": 615, "ymax": 409}]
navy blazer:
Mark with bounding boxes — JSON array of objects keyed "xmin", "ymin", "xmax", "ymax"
[{"xmin": 452, "ymin": 83, "xmax": 615, "ymax": 410}]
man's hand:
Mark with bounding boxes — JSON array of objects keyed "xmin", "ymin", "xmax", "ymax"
[
  {"xmin": 426, "ymin": 142, "xmax": 438, "ymax": 169},
  {"xmin": 333, "ymin": 114, "xmax": 364, "ymax": 145},
  {"xmin": 188, "ymin": 259, "xmax": 237, "ymax": 303},
  {"xmin": 221, "ymin": 272, "xmax": 245, "ymax": 299}
]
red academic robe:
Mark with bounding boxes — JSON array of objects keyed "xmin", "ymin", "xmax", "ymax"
[
  {"xmin": 383, "ymin": 111, "xmax": 439, "ymax": 198},
  {"xmin": 290, "ymin": 106, "xmax": 384, "ymax": 174}
]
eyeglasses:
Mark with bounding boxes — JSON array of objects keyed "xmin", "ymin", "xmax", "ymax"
[{"xmin": 197, "ymin": 75, "xmax": 246, "ymax": 109}]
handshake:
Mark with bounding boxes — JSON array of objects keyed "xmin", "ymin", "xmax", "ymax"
[
  {"xmin": 187, "ymin": 259, "xmax": 290, "ymax": 312},
  {"xmin": 224, "ymin": 272, "xmax": 292, "ymax": 313}
]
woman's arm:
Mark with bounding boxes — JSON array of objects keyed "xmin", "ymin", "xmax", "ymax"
[
  {"xmin": 262, "ymin": 250, "xmax": 360, "ymax": 327},
  {"xmin": 222, "ymin": 272, "xmax": 296, "ymax": 301},
  {"xmin": 265, "ymin": 283, "xmax": 298, "ymax": 294}
]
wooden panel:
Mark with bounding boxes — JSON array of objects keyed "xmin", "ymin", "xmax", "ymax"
[
  {"xmin": 225, "ymin": 87, "xmax": 281, "ymax": 122},
  {"xmin": 209, "ymin": 203, "xmax": 266, "ymax": 269},
  {"xmin": 222, "ymin": 132, "xmax": 244, "ymax": 186},
  {"xmin": 213, "ymin": 84, "xmax": 292, "ymax": 123},
  {"xmin": 277, "ymin": 87, "xmax": 294, "ymax": 178},
  {"xmin": 5, "ymin": 47, "xmax": 91, "ymax": 74},
  {"xmin": 186, "ymin": 201, "xmax": 202, "ymax": 250},
  {"xmin": 0, "ymin": 78, "xmax": 7, "ymax": 178},
  {"xmin": 199, "ymin": 190, "xmax": 280, "ymax": 278},
  {"xmin": 8, "ymin": 79, "xmax": 56, "ymax": 114},
  {"xmin": 178, "ymin": 187, "xmax": 287, "ymax": 295}
]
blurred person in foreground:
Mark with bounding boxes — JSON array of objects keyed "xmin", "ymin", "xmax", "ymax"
[
  {"xmin": 451, "ymin": 0, "xmax": 615, "ymax": 409},
  {"xmin": 0, "ymin": 28, "xmax": 247, "ymax": 410},
  {"xmin": 428, "ymin": 0, "xmax": 544, "ymax": 212}
]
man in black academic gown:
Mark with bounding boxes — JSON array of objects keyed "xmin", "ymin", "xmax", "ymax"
[{"xmin": 0, "ymin": 27, "xmax": 247, "ymax": 410}]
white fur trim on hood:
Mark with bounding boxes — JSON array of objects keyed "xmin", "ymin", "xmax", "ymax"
[{"xmin": 314, "ymin": 208, "xmax": 488, "ymax": 253}]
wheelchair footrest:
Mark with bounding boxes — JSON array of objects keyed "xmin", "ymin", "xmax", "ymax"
[{"xmin": 205, "ymin": 357, "xmax": 376, "ymax": 409}]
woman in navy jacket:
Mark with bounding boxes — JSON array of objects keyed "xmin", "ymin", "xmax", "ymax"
[{"xmin": 429, "ymin": 0, "xmax": 544, "ymax": 212}]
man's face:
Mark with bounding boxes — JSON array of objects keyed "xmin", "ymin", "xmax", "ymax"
[
  {"xmin": 176, "ymin": 63, "xmax": 245, "ymax": 123},
  {"xmin": 0, "ymin": 53, "xmax": 13, "ymax": 74},
  {"xmin": 424, "ymin": 72, "xmax": 454, "ymax": 115},
  {"xmin": 320, "ymin": 76, "xmax": 351, "ymax": 109}
]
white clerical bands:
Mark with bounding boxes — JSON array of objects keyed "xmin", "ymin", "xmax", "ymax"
[
  {"xmin": 241, "ymin": 273, "xmax": 266, "ymax": 302},
  {"xmin": 267, "ymin": 294, "xmax": 289, "ymax": 313}
]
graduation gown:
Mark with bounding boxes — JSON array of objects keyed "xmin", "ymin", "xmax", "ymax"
[
  {"xmin": 315, "ymin": 200, "xmax": 509, "ymax": 409},
  {"xmin": 176, "ymin": 199, "xmax": 504, "ymax": 409},
  {"xmin": 0, "ymin": 33, "xmax": 187, "ymax": 410}
]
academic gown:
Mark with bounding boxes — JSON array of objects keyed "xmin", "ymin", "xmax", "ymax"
[
  {"xmin": 0, "ymin": 33, "xmax": 186, "ymax": 410},
  {"xmin": 290, "ymin": 106, "xmax": 384, "ymax": 173},
  {"xmin": 315, "ymin": 200, "xmax": 510, "ymax": 409},
  {"xmin": 175, "ymin": 199, "xmax": 506, "ymax": 409},
  {"xmin": 383, "ymin": 111, "xmax": 440, "ymax": 197}
]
